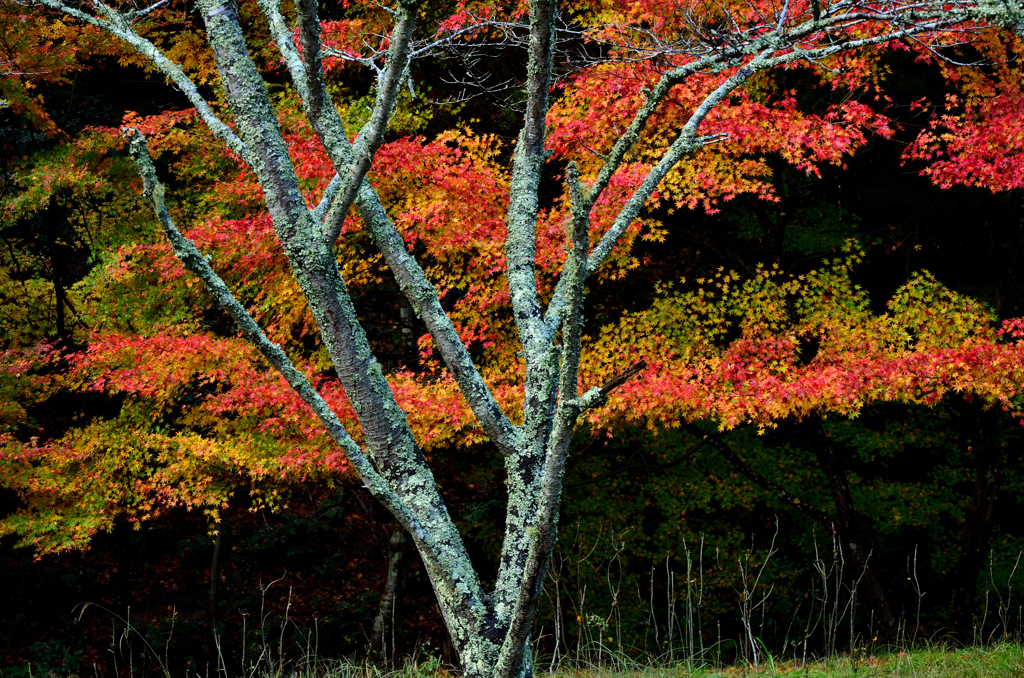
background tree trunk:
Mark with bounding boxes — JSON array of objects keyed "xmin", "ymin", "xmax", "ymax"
[
  {"xmin": 370, "ymin": 527, "xmax": 407, "ymax": 658},
  {"xmin": 203, "ymin": 519, "xmax": 227, "ymax": 663},
  {"xmin": 208, "ymin": 521, "xmax": 226, "ymax": 631},
  {"xmin": 689, "ymin": 422, "xmax": 899, "ymax": 642},
  {"xmin": 948, "ymin": 407, "xmax": 1006, "ymax": 640},
  {"xmin": 814, "ymin": 425, "xmax": 899, "ymax": 643}
]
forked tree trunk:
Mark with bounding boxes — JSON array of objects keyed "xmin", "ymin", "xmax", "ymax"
[{"xmin": 38, "ymin": 0, "xmax": 1011, "ymax": 674}]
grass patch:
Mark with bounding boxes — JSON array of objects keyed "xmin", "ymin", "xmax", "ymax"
[
  {"xmin": 4, "ymin": 644, "xmax": 1021, "ymax": 678},
  {"xmin": 542, "ymin": 644, "xmax": 1024, "ymax": 678}
]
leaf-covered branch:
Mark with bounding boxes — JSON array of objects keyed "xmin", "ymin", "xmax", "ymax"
[{"xmin": 543, "ymin": 1, "xmax": 999, "ymax": 335}]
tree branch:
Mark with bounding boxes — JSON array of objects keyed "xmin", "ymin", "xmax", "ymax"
[
  {"xmin": 123, "ymin": 129, "xmax": 430, "ymax": 550},
  {"xmin": 494, "ymin": 350, "xmax": 644, "ymax": 678},
  {"xmin": 505, "ymin": 0, "xmax": 558, "ymax": 358},
  {"xmin": 323, "ymin": 4, "xmax": 417, "ymax": 245},
  {"xmin": 543, "ymin": 10, "xmax": 979, "ymax": 336},
  {"xmin": 599, "ymin": 359, "xmax": 647, "ymax": 397},
  {"xmin": 196, "ymin": 0, "xmax": 493, "ymax": 642},
  {"xmin": 584, "ymin": 58, "xmax": 763, "ymax": 277},
  {"xmin": 354, "ymin": 179, "xmax": 521, "ymax": 455},
  {"xmin": 295, "ymin": 0, "xmax": 328, "ymax": 128},
  {"xmin": 490, "ymin": 0, "xmax": 564, "ymax": 646},
  {"xmin": 126, "ymin": 124, "xmax": 495, "ymax": 648}
]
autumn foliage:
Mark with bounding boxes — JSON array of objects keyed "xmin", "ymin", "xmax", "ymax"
[{"xmin": 1, "ymin": 0, "xmax": 1023, "ymax": 547}]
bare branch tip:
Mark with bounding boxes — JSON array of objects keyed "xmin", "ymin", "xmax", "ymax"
[{"xmin": 599, "ymin": 358, "xmax": 647, "ymax": 397}]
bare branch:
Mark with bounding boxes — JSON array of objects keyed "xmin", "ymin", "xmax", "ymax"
[
  {"xmin": 313, "ymin": 172, "xmax": 342, "ymax": 223},
  {"xmin": 254, "ymin": 0, "xmax": 519, "ymax": 454},
  {"xmin": 543, "ymin": 6, "xmax": 994, "ymax": 338},
  {"xmin": 296, "ymin": 0, "xmax": 328, "ymax": 128},
  {"xmin": 505, "ymin": 0, "xmax": 558, "ymax": 359},
  {"xmin": 122, "ymin": 128, "xmax": 436, "ymax": 550},
  {"xmin": 124, "ymin": 0, "xmax": 170, "ymax": 22},
  {"xmin": 323, "ymin": 4, "xmax": 417, "ymax": 245},
  {"xmin": 599, "ymin": 359, "xmax": 648, "ymax": 397}
]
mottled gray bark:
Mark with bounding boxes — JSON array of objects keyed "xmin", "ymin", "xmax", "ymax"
[{"xmin": 31, "ymin": 0, "xmax": 1024, "ymax": 675}]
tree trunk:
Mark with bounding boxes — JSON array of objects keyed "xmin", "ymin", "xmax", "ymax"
[
  {"xmin": 115, "ymin": 520, "xmax": 132, "ymax": 618},
  {"xmin": 948, "ymin": 407, "xmax": 1006, "ymax": 640},
  {"xmin": 45, "ymin": 221, "xmax": 69, "ymax": 340},
  {"xmin": 370, "ymin": 527, "xmax": 407, "ymax": 657},
  {"xmin": 201, "ymin": 519, "xmax": 228, "ymax": 664},
  {"xmin": 400, "ymin": 305, "xmax": 416, "ymax": 368},
  {"xmin": 814, "ymin": 426, "xmax": 899, "ymax": 643},
  {"xmin": 109, "ymin": 519, "xmax": 133, "ymax": 661},
  {"xmin": 54, "ymin": 275, "xmax": 67, "ymax": 338},
  {"xmin": 208, "ymin": 520, "xmax": 227, "ymax": 634}
]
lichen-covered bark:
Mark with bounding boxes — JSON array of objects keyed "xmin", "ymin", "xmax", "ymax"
[
  {"xmin": 354, "ymin": 178, "xmax": 520, "ymax": 456},
  {"xmin": 493, "ymin": 0, "xmax": 561, "ymax": 654},
  {"xmin": 504, "ymin": 0, "xmax": 556, "ymax": 355},
  {"xmin": 494, "ymin": 180, "xmax": 598, "ymax": 678},
  {"xmin": 255, "ymin": 0, "xmax": 519, "ymax": 459}
]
